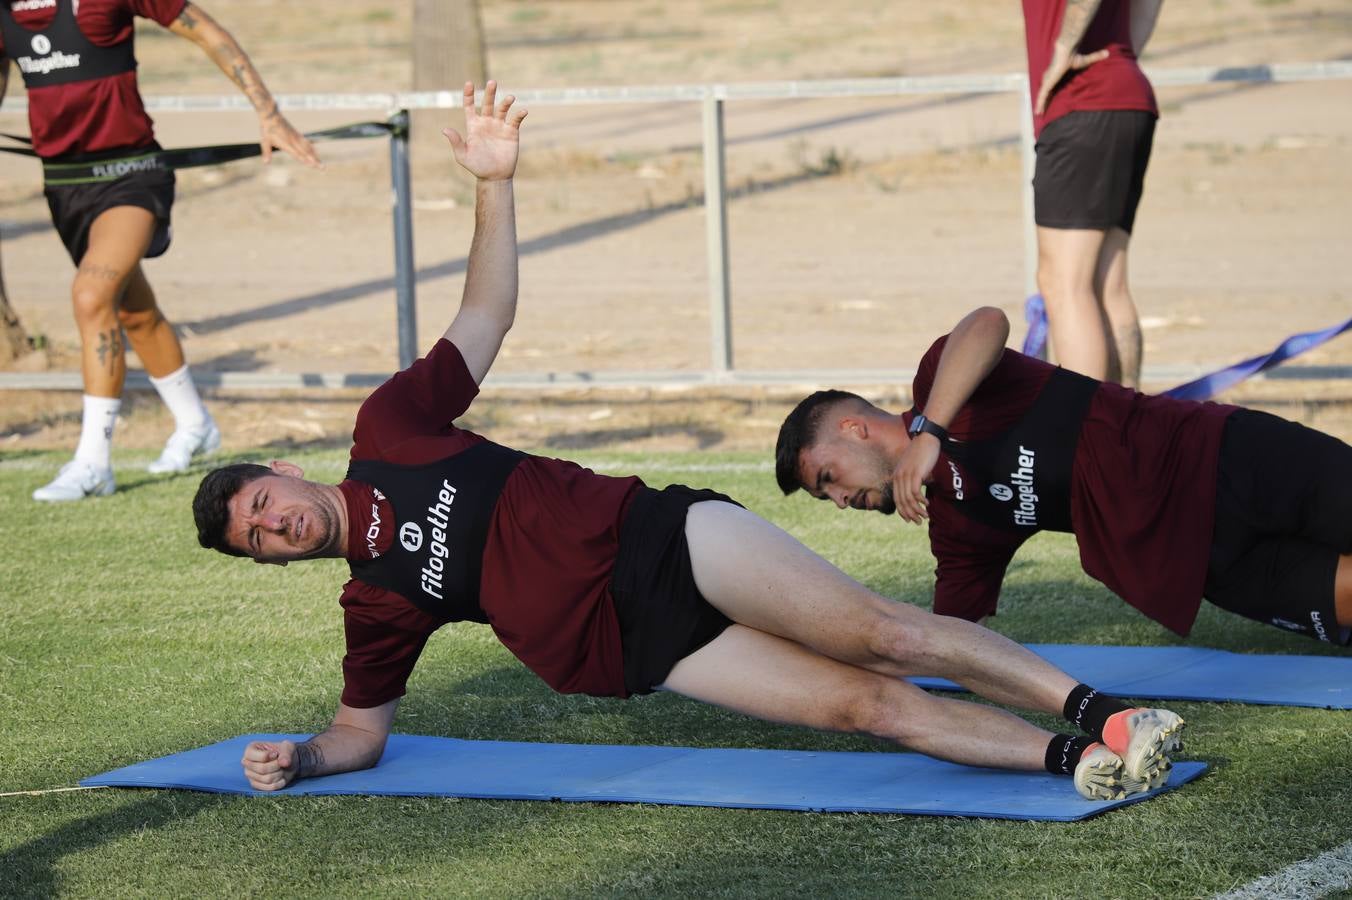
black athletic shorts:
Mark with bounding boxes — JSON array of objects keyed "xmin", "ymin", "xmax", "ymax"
[
  {"xmin": 611, "ymin": 483, "xmax": 737, "ymax": 695},
  {"xmin": 1033, "ymin": 110, "xmax": 1155, "ymax": 234},
  {"xmin": 44, "ymin": 144, "xmax": 176, "ymax": 265},
  {"xmin": 1204, "ymin": 409, "xmax": 1352, "ymax": 645}
]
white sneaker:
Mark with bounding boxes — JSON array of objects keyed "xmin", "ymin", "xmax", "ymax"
[
  {"xmin": 1073, "ymin": 743, "xmax": 1159, "ymax": 801},
  {"xmin": 32, "ymin": 459, "xmax": 116, "ymax": 502},
  {"xmin": 148, "ymin": 418, "xmax": 221, "ymax": 474}
]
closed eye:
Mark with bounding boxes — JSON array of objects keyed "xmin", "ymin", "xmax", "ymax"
[{"xmin": 249, "ymin": 489, "xmax": 265, "ymax": 553}]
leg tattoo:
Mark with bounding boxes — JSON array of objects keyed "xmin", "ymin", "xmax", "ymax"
[{"xmin": 95, "ymin": 329, "xmax": 124, "ymax": 374}]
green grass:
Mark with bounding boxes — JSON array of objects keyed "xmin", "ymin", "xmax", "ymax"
[{"xmin": 3, "ymin": 447, "xmax": 1350, "ymax": 897}]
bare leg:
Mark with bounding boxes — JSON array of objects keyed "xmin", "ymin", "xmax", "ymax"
[
  {"xmin": 72, "ymin": 207, "xmax": 156, "ymax": 397},
  {"xmin": 683, "ymin": 501, "xmax": 1078, "ymax": 717},
  {"xmin": 661, "ymin": 624, "xmax": 1050, "ymax": 771},
  {"xmin": 118, "ymin": 263, "xmax": 186, "ymax": 378},
  {"xmin": 1095, "ymin": 228, "xmax": 1142, "ymax": 389},
  {"xmin": 1336, "ymin": 555, "xmax": 1352, "ymax": 628},
  {"xmin": 1037, "ymin": 226, "xmax": 1114, "ymax": 382}
]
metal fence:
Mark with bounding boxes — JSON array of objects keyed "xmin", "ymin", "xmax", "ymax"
[{"xmin": 3, "ymin": 60, "xmax": 1350, "ymax": 389}]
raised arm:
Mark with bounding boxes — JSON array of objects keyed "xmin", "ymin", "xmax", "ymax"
[
  {"xmin": 240, "ymin": 698, "xmax": 398, "ymax": 791},
  {"xmin": 442, "ymin": 81, "xmax": 529, "ymax": 384},
  {"xmin": 890, "ymin": 307, "xmax": 1010, "ymax": 524},
  {"xmin": 166, "ymin": 2, "xmax": 320, "ymax": 167},
  {"xmin": 1035, "ymin": 0, "xmax": 1111, "ymax": 115},
  {"xmin": 1130, "ymin": 0, "xmax": 1164, "ymax": 56}
]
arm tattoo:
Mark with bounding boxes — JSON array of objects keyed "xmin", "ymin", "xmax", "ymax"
[
  {"xmin": 1057, "ymin": 0, "xmax": 1103, "ymax": 50},
  {"xmin": 229, "ymin": 56, "xmax": 277, "ymax": 117},
  {"xmin": 177, "ymin": 7, "xmax": 198, "ymax": 29},
  {"xmin": 95, "ymin": 329, "xmax": 123, "ymax": 373},
  {"xmin": 294, "ymin": 742, "xmax": 325, "ymax": 778}
]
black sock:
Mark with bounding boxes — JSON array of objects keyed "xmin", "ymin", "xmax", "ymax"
[
  {"xmin": 1044, "ymin": 734, "xmax": 1097, "ymax": 776},
  {"xmin": 1062, "ymin": 683, "xmax": 1131, "ymax": 740}
]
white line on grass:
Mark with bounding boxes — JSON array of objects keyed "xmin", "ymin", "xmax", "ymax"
[
  {"xmin": 1215, "ymin": 839, "xmax": 1352, "ymax": 899},
  {"xmin": 0, "ymin": 785, "xmax": 106, "ymax": 798}
]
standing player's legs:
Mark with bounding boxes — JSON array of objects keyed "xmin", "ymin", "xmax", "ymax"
[
  {"xmin": 75, "ymin": 207, "xmax": 155, "ymax": 403},
  {"xmin": 121, "ymin": 264, "xmax": 220, "ymax": 474},
  {"xmin": 1037, "ymin": 226, "xmax": 1114, "ymax": 382},
  {"xmin": 33, "ymin": 206, "xmax": 155, "ymax": 501},
  {"xmin": 1095, "ymin": 228, "xmax": 1142, "ymax": 389},
  {"xmin": 117, "ymin": 263, "xmax": 184, "ymax": 378}
]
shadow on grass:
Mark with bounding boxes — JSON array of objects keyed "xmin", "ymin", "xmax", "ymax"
[{"xmin": 0, "ymin": 793, "xmax": 227, "ymax": 898}]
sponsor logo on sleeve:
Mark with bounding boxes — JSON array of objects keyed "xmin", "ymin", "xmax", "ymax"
[{"xmin": 365, "ymin": 497, "xmax": 384, "ymax": 559}]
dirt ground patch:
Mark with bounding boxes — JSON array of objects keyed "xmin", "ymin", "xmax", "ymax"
[{"xmin": 2, "ymin": 0, "xmax": 1350, "ymax": 453}]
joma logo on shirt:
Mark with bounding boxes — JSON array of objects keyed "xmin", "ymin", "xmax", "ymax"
[{"xmin": 11, "ymin": 0, "xmax": 57, "ymax": 12}]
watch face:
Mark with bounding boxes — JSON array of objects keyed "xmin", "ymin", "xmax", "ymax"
[{"xmin": 909, "ymin": 416, "xmax": 924, "ymax": 436}]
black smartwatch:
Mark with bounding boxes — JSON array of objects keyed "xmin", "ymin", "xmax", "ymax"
[{"xmin": 908, "ymin": 413, "xmax": 949, "ymax": 443}]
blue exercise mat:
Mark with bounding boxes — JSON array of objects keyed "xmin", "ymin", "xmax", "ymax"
[
  {"xmin": 909, "ymin": 644, "xmax": 1352, "ymax": 708},
  {"xmin": 80, "ymin": 734, "xmax": 1205, "ymax": 821},
  {"xmin": 1021, "ymin": 294, "xmax": 1352, "ymax": 400}
]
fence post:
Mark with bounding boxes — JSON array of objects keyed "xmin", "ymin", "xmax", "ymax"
[
  {"xmin": 389, "ymin": 109, "xmax": 418, "ymax": 371},
  {"xmin": 701, "ymin": 94, "xmax": 733, "ymax": 375}
]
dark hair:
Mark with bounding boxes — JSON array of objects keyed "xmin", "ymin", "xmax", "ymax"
[
  {"xmin": 193, "ymin": 463, "xmax": 273, "ymax": 556},
  {"xmin": 774, "ymin": 389, "xmax": 865, "ymax": 495}
]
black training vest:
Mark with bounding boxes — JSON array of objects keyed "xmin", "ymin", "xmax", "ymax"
[
  {"xmin": 345, "ymin": 441, "xmax": 524, "ymax": 623},
  {"xmin": 0, "ymin": 0, "xmax": 136, "ymax": 89},
  {"xmin": 928, "ymin": 366, "xmax": 1098, "ymax": 534}
]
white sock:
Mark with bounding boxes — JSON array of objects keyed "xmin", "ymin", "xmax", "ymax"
[
  {"xmin": 149, "ymin": 364, "xmax": 210, "ymax": 430},
  {"xmin": 73, "ymin": 394, "xmax": 121, "ymax": 468}
]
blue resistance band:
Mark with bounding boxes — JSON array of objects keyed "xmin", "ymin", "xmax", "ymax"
[{"xmin": 1021, "ymin": 294, "xmax": 1352, "ymax": 400}]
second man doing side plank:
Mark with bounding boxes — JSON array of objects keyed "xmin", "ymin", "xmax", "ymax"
[
  {"xmin": 777, "ymin": 307, "xmax": 1352, "ymax": 648},
  {"xmin": 191, "ymin": 84, "xmax": 1184, "ymax": 801}
]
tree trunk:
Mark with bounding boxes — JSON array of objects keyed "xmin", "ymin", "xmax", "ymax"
[
  {"xmin": 0, "ymin": 237, "xmax": 31, "ymax": 364},
  {"xmin": 411, "ymin": 0, "xmax": 488, "ymax": 164},
  {"xmin": 413, "ymin": 0, "xmax": 488, "ymax": 92}
]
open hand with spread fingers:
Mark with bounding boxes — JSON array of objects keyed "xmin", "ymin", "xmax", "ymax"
[{"xmin": 444, "ymin": 80, "xmax": 529, "ymax": 181}]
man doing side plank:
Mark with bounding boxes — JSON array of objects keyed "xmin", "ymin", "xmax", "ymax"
[
  {"xmin": 192, "ymin": 85, "xmax": 1184, "ymax": 801},
  {"xmin": 777, "ymin": 307, "xmax": 1352, "ymax": 647}
]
